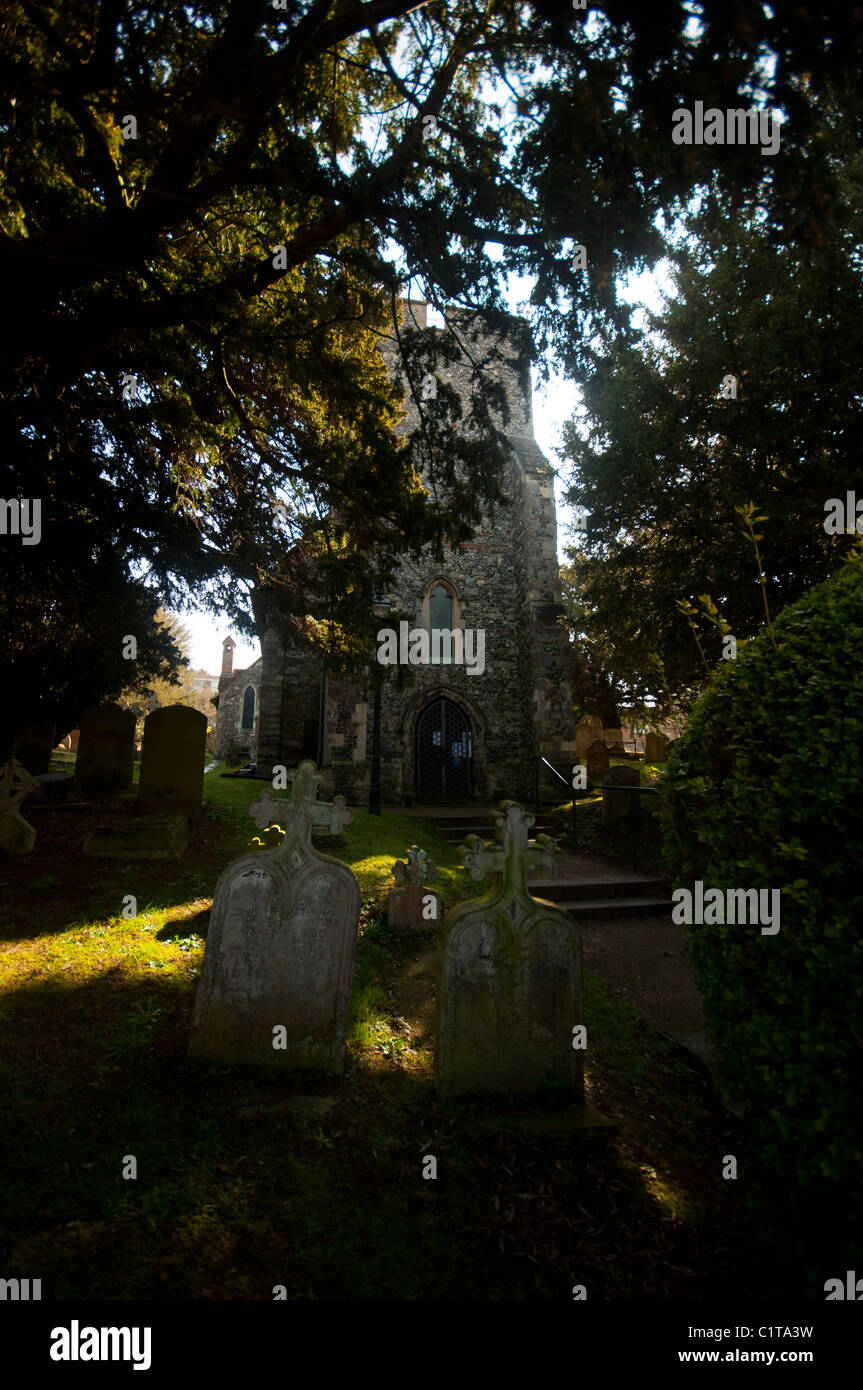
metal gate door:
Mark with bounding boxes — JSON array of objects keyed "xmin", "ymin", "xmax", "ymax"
[{"xmin": 415, "ymin": 698, "xmax": 473, "ymax": 803}]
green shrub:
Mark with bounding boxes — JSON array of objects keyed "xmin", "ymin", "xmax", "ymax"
[{"xmin": 662, "ymin": 558, "xmax": 863, "ymax": 1253}]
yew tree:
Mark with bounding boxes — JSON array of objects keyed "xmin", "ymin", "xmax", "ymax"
[{"xmin": 1, "ymin": 0, "xmax": 860, "ymax": 738}]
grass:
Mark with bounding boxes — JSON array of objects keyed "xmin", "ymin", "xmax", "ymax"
[{"xmin": 0, "ymin": 762, "xmax": 827, "ymax": 1298}]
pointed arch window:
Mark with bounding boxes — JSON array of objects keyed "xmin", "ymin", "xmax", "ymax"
[
  {"xmin": 429, "ymin": 583, "xmax": 453, "ymax": 633},
  {"xmin": 424, "ymin": 579, "xmax": 461, "ymax": 665},
  {"xmin": 241, "ymin": 685, "xmax": 256, "ymax": 732}
]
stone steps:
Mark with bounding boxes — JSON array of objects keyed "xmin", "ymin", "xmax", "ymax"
[
  {"xmin": 435, "ymin": 820, "xmax": 560, "ymax": 843},
  {"xmin": 418, "ymin": 806, "xmax": 674, "ymax": 922},
  {"xmin": 553, "ymin": 895, "xmax": 675, "ymax": 921},
  {"xmin": 527, "ymin": 875, "xmax": 668, "ymax": 902},
  {"xmin": 530, "ymin": 876, "xmax": 673, "ymax": 921}
]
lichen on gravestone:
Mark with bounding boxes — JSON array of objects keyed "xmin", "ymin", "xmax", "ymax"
[
  {"xmin": 434, "ymin": 800, "xmax": 585, "ymax": 1100},
  {"xmin": 188, "ymin": 761, "xmax": 360, "ymax": 1073}
]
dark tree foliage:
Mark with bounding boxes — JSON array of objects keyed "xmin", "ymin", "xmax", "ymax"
[
  {"xmin": 563, "ymin": 103, "xmax": 863, "ymax": 706},
  {"xmin": 1, "ymin": 1, "xmax": 860, "ymax": 733}
]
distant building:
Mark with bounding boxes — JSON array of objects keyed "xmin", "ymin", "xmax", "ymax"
[
  {"xmin": 213, "ymin": 301, "xmax": 575, "ymax": 802},
  {"xmin": 188, "ymin": 670, "xmax": 220, "ymax": 693},
  {"xmin": 212, "ymin": 638, "xmax": 262, "ymax": 759}
]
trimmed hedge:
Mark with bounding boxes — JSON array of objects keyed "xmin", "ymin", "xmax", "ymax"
[{"xmin": 662, "ymin": 558, "xmax": 863, "ymax": 1245}]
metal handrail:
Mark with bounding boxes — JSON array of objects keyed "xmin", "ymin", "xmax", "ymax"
[
  {"xmin": 533, "ymin": 756, "xmax": 577, "ymax": 839},
  {"xmin": 589, "ymin": 783, "xmax": 661, "ymax": 798},
  {"xmin": 530, "ymin": 757, "xmax": 662, "ymax": 853}
]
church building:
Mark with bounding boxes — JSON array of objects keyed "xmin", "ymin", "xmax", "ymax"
[{"xmin": 215, "ymin": 301, "xmax": 574, "ymax": 805}]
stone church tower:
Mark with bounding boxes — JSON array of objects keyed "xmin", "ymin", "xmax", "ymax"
[{"xmin": 233, "ymin": 301, "xmax": 574, "ymax": 804}]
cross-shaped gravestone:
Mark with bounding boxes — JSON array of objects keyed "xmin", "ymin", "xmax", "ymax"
[
  {"xmin": 393, "ymin": 845, "xmax": 437, "ymax": 889},
  {"xmin": 0, "ymin": 758, "xmax": 36, "ymax": 813},
  {"xmin": 460, "ymin": 802, "xmax": 558, "ymax": 920},
  {"xmin": 189, "ymin": 761, "xmax": 360, "ymax": 1073},
  {"xmin": 389, "ymin": 845, "xmax": 442, "ymax": 933},
  {"xmin": 0, "ymin": 759, "xmax": 37, "ymax": 854},
  {"xmin": 248, "ymin": 760, "xmax": 353, "ymax": 859},
  {"xmin": 435, "ymin": 799, "xmax": 584, "ymax": 1099}
]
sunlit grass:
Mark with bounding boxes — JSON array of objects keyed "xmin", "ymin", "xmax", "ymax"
[{"xmin": 0, "ymin": 899, "xmax": 209, "ymax": 989}]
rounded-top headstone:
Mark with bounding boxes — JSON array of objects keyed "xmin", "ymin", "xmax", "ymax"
[
  {"xmin": 644, "ymin": 730, "xmax": 670, "ymax": 763},
  {"xmin": 75, "ymin": 703, "xmax": 136, "ymax": 791},
  {"xmin": 138, "ymin": 704, "xmax": 207, "ymax": 818}
]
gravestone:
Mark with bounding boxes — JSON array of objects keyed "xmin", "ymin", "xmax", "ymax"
[
  {"xmin": 644, "ymin": 730, "xmax": 669, "ymax": 763},
  {"xmin": 188, "ymin": 761, "xmax": 360, "ymax": 1073},
  {"xmin": 0, "ymin": 759, "xmax": 37, "ymax": 853},
  {"xmin": 585, "ymin": 739, "xmax": 609, "ymax": 780},
  {"xmin": 434, "ymin": 801, "xmax": 584, "ymax": 1099},
  {"xmin": 76, "ymin": 704, "xmax": 136, "ymax": 791},
  {"xmin": 138, "ymin": 705, "xmax": 207, "ymax": 819},
  {"xmin": 14, "ymin": 718, "xmax": 57, "ymax": 776},
  {"xmin": 603, "ymin": 727, "xmax": 625, "ymax": 751},
  {"xmin": 602, "ymin": 765, "xmax": 640, "ymax": 826},
  {"xmin": 574, "ymin": 715, "xmax": 603, "ymax": 760},
  {"xmin": 388, "ymin": 845, "xmax": 442, "ymax": 932}
]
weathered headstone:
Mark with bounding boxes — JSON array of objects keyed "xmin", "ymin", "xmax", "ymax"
[
  {"xmin": 188, "ymin": 761, "xmax": 360, "ymax": 1073},
  {"xmin": 138, "ymin": 705, "xmax": 207, "ymax": 819},
  {"xmin": 603, "ymin": 727, "xmax": 625, "ymax": 751},
  {"xmin": 574, "ymin": 715, "xmax": 603, "ymax": 759},
  {"xmin": 14, "ymin": 718, "xmax": 57, "ymax": 776},
  {"xmin": 585, "ymin": 739, "xmax": 609, "ymax": 780},
  {"xmin": 644, "ymin": 730, "xmax": 669, "ymax": 763},
  {"xmin": 601, "ymin": 764, "xmax": 640, "ymax": 826},
  {"xmin": 0, "ymin": 759, "xmax": 37, "ymax": 853},
  {"xmin": 388, "ymin": 845, "xmax": 442, "ymax": 932},
  {"xmin": 434, "ymin": 801, "xmax": 584, "ymax": 1099},
  {"xmin": 76, "ymin": 704, "xmax": 136, "ymax": 791}
]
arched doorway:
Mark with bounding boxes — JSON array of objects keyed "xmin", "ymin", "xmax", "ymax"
[{"xmin": 415, "ymin": 697, "xmax": 473, "ymax": 803}]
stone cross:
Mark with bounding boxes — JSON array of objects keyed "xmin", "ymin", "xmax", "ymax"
[
  {"xmin": 460, "ymin": 800, "xmax": 559, "ymax": 908},
  {"xmin": 435, "ymin": 799, "xmax": 582, "ymax": 1099},
  {"xmin": 389, "ymin": 844, "xmax": 441, "ymax": 933},
  {"xmin": 248, "ymin": 759, "xmax": 353, "ymax": 854},
  {"xmin": 393, "ymin": 845, "xmax": 437, "ymax": 889},
  {"xmin": 0, "ymin": 759, "xmax": 37, "ymax": 853},
  {"xmin": 0, "ymin": 758, "xmax": 36, "ymax": 813}
]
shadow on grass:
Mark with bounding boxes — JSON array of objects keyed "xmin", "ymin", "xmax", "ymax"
[
  {"xmin": 0, "ymin": 802, "xmax": 241, "ymax": 944},
  {"xmin": 0, "ymin": 954, "xmax": 826, "ymax": 1301},
  {"xmin": 157, "ymin": 907, "xmax": 211, "ymax": 942}
]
